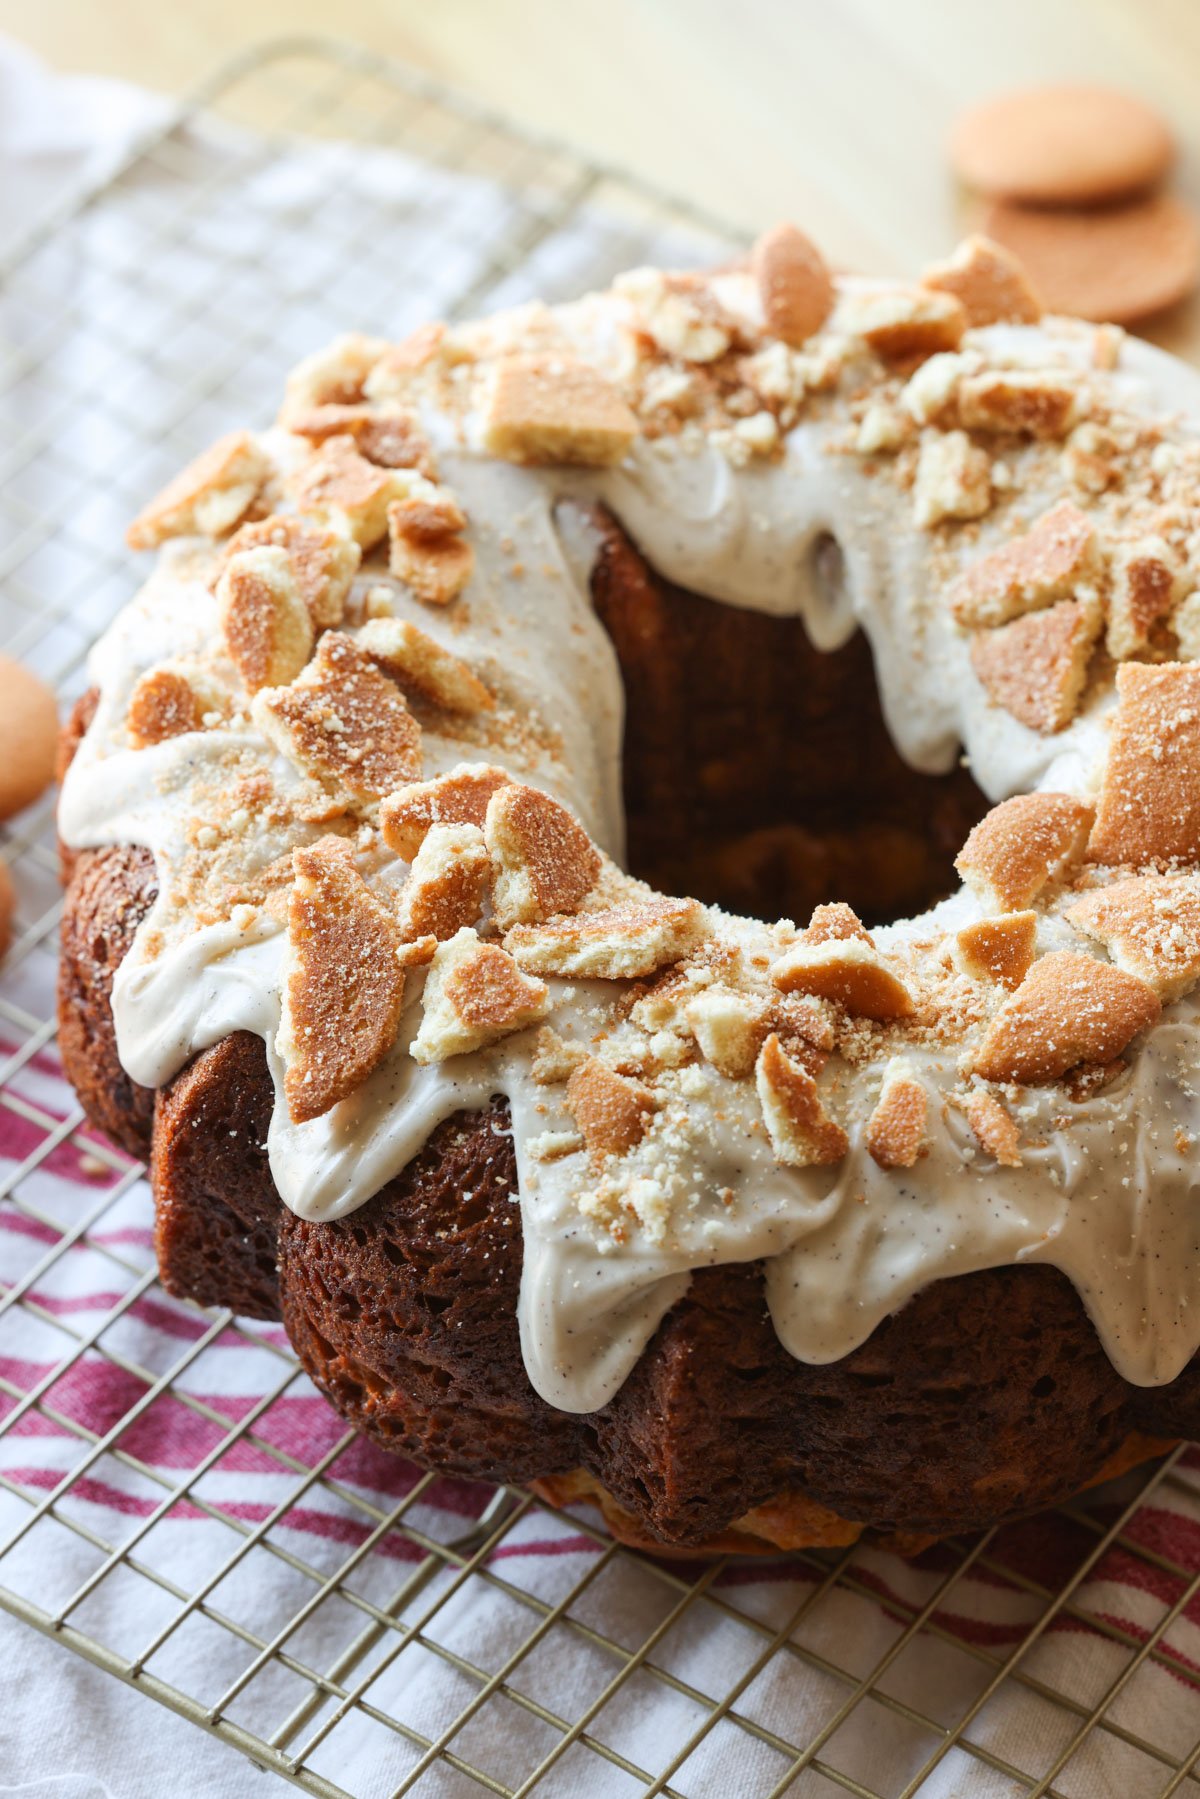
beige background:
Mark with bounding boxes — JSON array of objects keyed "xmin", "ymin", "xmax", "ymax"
[{"xmin": 3, "ymin": 0, "xmax": 1200, "ymax": 357}]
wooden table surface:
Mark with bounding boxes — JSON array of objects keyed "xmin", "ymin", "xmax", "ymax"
[{"xmin": 4, "ymin": 0, "xmax": 1200, "ymax": 359}]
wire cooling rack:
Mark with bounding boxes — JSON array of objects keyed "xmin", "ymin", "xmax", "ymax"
[{"xmin": 3, "ymin": 33, "xmax": 1200, "ymax": 1799}]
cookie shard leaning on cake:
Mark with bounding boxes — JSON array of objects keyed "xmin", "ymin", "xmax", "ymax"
[{"xmin": 55, "ymin": 223, "xmax": 1200, "ymax": 1550}]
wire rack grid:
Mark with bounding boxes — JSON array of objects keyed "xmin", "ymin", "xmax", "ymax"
[{"xmin": 1, "ymin": 33, "xmax": 1200, "ymax": 1799}]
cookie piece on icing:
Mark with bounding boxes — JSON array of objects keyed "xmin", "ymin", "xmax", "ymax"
[
  {"xmin": 285, "ymin": 402, "xmax": 435, "ymax": 476},
  {"xmin": 963, "ymin": 1090, "xmax": 1022, "ymax": 1167},
  {"xmin": 969, "ymin": 594, "xmax": 1101, "ymax": 734},
  {"xmin": 254, "ymin": 631, "xmax": 422, "ymax": 803},
  {"xmin": 357, "ymin": 617, "xmax": 494, "ymax": 714},
  {"xmin": 951, "ymin": 501, "xmax": 1099, "ymax": 629},
  {"xmin": 485, "ymin": 783, "xmax": 601, "ymax": 928},
  {"xmin": 506, "ymin": 896, "xmax": 707, "ymax": 980},
  {"xmin": 1068, "ymin": 874, "xmax": 1200, "ymax": 1002},
  {"xmin": 921, "ymin": 235, "xmax": 1042, "ymax": 327},
  {"xmin": 566, "ymin": 1058, "xmax": 655, "ymax": 1161},
  {"xmin": 411, "ymin": 927, "xmax": 548, "ymax": 1064},
  {"xmin": 686, "ymin": 987, "xmax": 771, "ymax": 1081},
  {"xmin": 127, "ymin": 431, "xmax": 270, "ymax": 551},
  {"xmin": 752, "ymin": 222, "xmax": 834, "ymax": 347},
  {"xmin": 957, "ymin": 793, "xmax": 1093, "ymax": 912},
  {"xmin": 771, "ymin": 932, "xmax": 914, "ymax": 1021},
  {"xmin": 217, "ymin": 546, "xmax": 314, "ymax": 694},
  {"xmin": 1088, "ymin": 662, "xmax": 1200, "ymax": 865},
  {"xmin": 1105, "ymin": 537, "xmax": 1184, "ymax": 663},
  {"xmin": 381, "ymin": 764, "xmax": 511, "ymax": 861},
  {"xmin": 972, "ymin": 950, "xmax": 1160, "ymax": 1083},
  {"xmin": 839, "ymin": 288, "xmax": 966, "ymax": 361},
  {"xmin": 912, "ymin": 430, "xmax": 991, "ymax": 529},
  {"xmin": 280, "ymin": 333, "xmax": 388, "ymax": 421},
  {"xmin": 866, "ymin": 1058, "xmax": 928, "ymax": 1170},
  {"xmin": 394, "ymin": 823, "xmax": 492, "ymax": 945},
  {"xmin": 278, "ymin": 836, "xmax": 406, "ymax": 1123},
  {"xmin": 483, "ymin": 353, "xmax": 638, "ymax": 468},
  {"xmin": 221, "ymin": 514, "xmax": 361, "ymax": 631},
  {"xmin": 958, "ymin": 369, "xmax": 1080, "ymax": 439},
  {"xmin": 951, "ymin": 911, "xmax": 1037, "ymax": 990},
  {"xmin": 756, "ymin": 1032, "xmax": 847, "ymax": 1168},
  {"xmin": 126, "ymin": 665, "xmax": 227, "ymax": 749},
  {"xmin": 387, "ymin": 477, "xmax": 474, "ymax": 608},
  {"xmin": 290, "ymin": 435, "xmax": 417, "ymax": 550}
]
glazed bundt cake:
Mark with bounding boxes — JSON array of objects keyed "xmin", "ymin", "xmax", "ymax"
[{"xmin": 58, "ymin": 225, "xmax": 1200, "ymax": 1552}]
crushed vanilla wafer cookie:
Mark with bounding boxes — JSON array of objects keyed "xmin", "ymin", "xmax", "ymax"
[
  {"xmin": 254, "ymin": 630, "xmax": 422, "ymax": 803},
  {"xmin": 279, "ymin": 333, "xmax": 389, "ymax": 421},
  {"xmin": 1088, "ymin": 662, "xmax": 1200, "ymax": 865},
  {"xmin": 1105, "ymin": 537, "xmax": 1184, "ymax": 662},
  {"xmin": 381, "ymin": 765, "xmax": 512, "ymax": 861},
  {"xmin": 386, "ymin": 478, "xmax": 474, "ymax": 607},
  {"xmin": 617, "ymin": 267, "xmax": 735, "ymax": 363},
  {"xmin": 486, "ymin": 783, "xmax": 601, "ymax": 928},
  {"xmin": 126, "ymin": 665, "xmax": 228, "ymax": 749},
  {"xmin": 410, "ymin": 927, "xmax": 549, "ymax": 1064},
  {"xmin": 217, "ymin": 547, "xmax": 314, "ymax": 694},
  {"xmin": 912, "ymin": 429, "xmax": 992, "ymax": 529},
  {"xmin": 290, "ymin": 435, "xmax": 417, "ymax": 550},
  {"xmin": 957, "ymin": 369, "xmax": 1080, "ymax": 439},
  {"xmin": 951, "ymin": 910, "xmax": 1037, "ymax": 989},
  {"xmin": 220, "ymin": 515, "xmax": 361, "ymax": 631},
  {"xmin": 565, "ymin": 1058, "xmax": 656, "ymax": 1161},
  {"xmin": 755, "ymin": 1032, "xmax": 848, "ymax": 1168},
  {"xmin": 285, "ymin": 402, "xmax": 436, "ymax": 476},
  {"xmin": 957, "ymin": 794, "xmax": 1093, "ymax": 912},
  {"xmin": 973, "ymin": 950, "xmax": 1160, "ymax": 1084},
  {"xmin": 483, "ymin": 353, "xmax": 638, "ymax": 467},
  {"xmin": 950, "ymin": 502, "xmax": 1099, "ymax": 629},
  {"xmin": 866, "ymin": 1058, "xmax": 928, "ymax": 1169},
  {"xmin": 1067, "ymin": 875, "xmax": 1200, "ymax": 1002},
  {"xmin": 920, "ymin": 235, "xmax": 1042, "ymax": 327},
  {"xmin": 836, "ymin": 287, "xmax": 966, "ymax": 360},
  {"xmin": 357, "ymin": 617, "xmax": 494, "ymax": 714},
  {"xmin": 969, "ymin": 592, "xmax": 1102, "ymax": 733},
  {"xmin": 771, "ymin": 924, "xmax": 915, "ymax": 1021},
  {"xmin": 506, "ymin": 896, "xmax": 707, "ymax": 980},
  {"xmin": 685, "ymin": 986, "xmax": 771, "ymax": 1081},
  {"xmin": 277, "ymin": 836, "xmax": 406, "ymax": 1123},
  {"xmin": 962, "ymin": 1089, "xmax": 1022, "ymax": 1168},
  {"xmin": 127, "ymin": 432, "xmax": 270, "ymax": 551},
  {"xmin": 394, "ymin": 822, "xmax": 492, "ymax": 945},
  {"xmin": 752, "ymin": 222, "xmax": 834, "ymax": 347}
]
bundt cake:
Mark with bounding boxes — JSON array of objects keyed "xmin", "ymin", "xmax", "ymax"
[{"xmin": 57, "ymin": 225, "xmax": 1200, "ymax": 1553}]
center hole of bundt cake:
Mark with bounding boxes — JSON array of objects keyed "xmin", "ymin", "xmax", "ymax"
[{"xmin": 589, "ymin": 514, "xmax": 990, "ymax": 928}]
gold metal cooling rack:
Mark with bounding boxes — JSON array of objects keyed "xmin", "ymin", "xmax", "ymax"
[{"xmin": 1, "ymin": 34, "xmax": 1200, "ymax": 1798}]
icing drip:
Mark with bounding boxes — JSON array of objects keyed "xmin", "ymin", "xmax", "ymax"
[{"xmin": 57, "ymin": 285, "xmax": 1200, "ymax": 1414}]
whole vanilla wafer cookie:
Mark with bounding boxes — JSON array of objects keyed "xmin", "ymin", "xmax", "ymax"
[
  {"xmin": 0, "ymin": 657, "xmax": 57, "ymax": 820},
  {"xmin": 982, "ymin": 192, "xmax": 1200, "ymax": 324},
  {"xmin": 950, "ymin": 84, "xmax": 1174, "ymax": 205}
]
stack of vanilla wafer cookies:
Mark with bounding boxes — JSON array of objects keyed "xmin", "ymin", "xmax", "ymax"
[{"xmin": 950, "ymin": 84, "xmax": 1199, "ymax": 325}]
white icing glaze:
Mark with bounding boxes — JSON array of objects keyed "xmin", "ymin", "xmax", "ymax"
[{"xmin": 58, "ymin": 278, "xmax": 1200, "ymax": 1414}]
